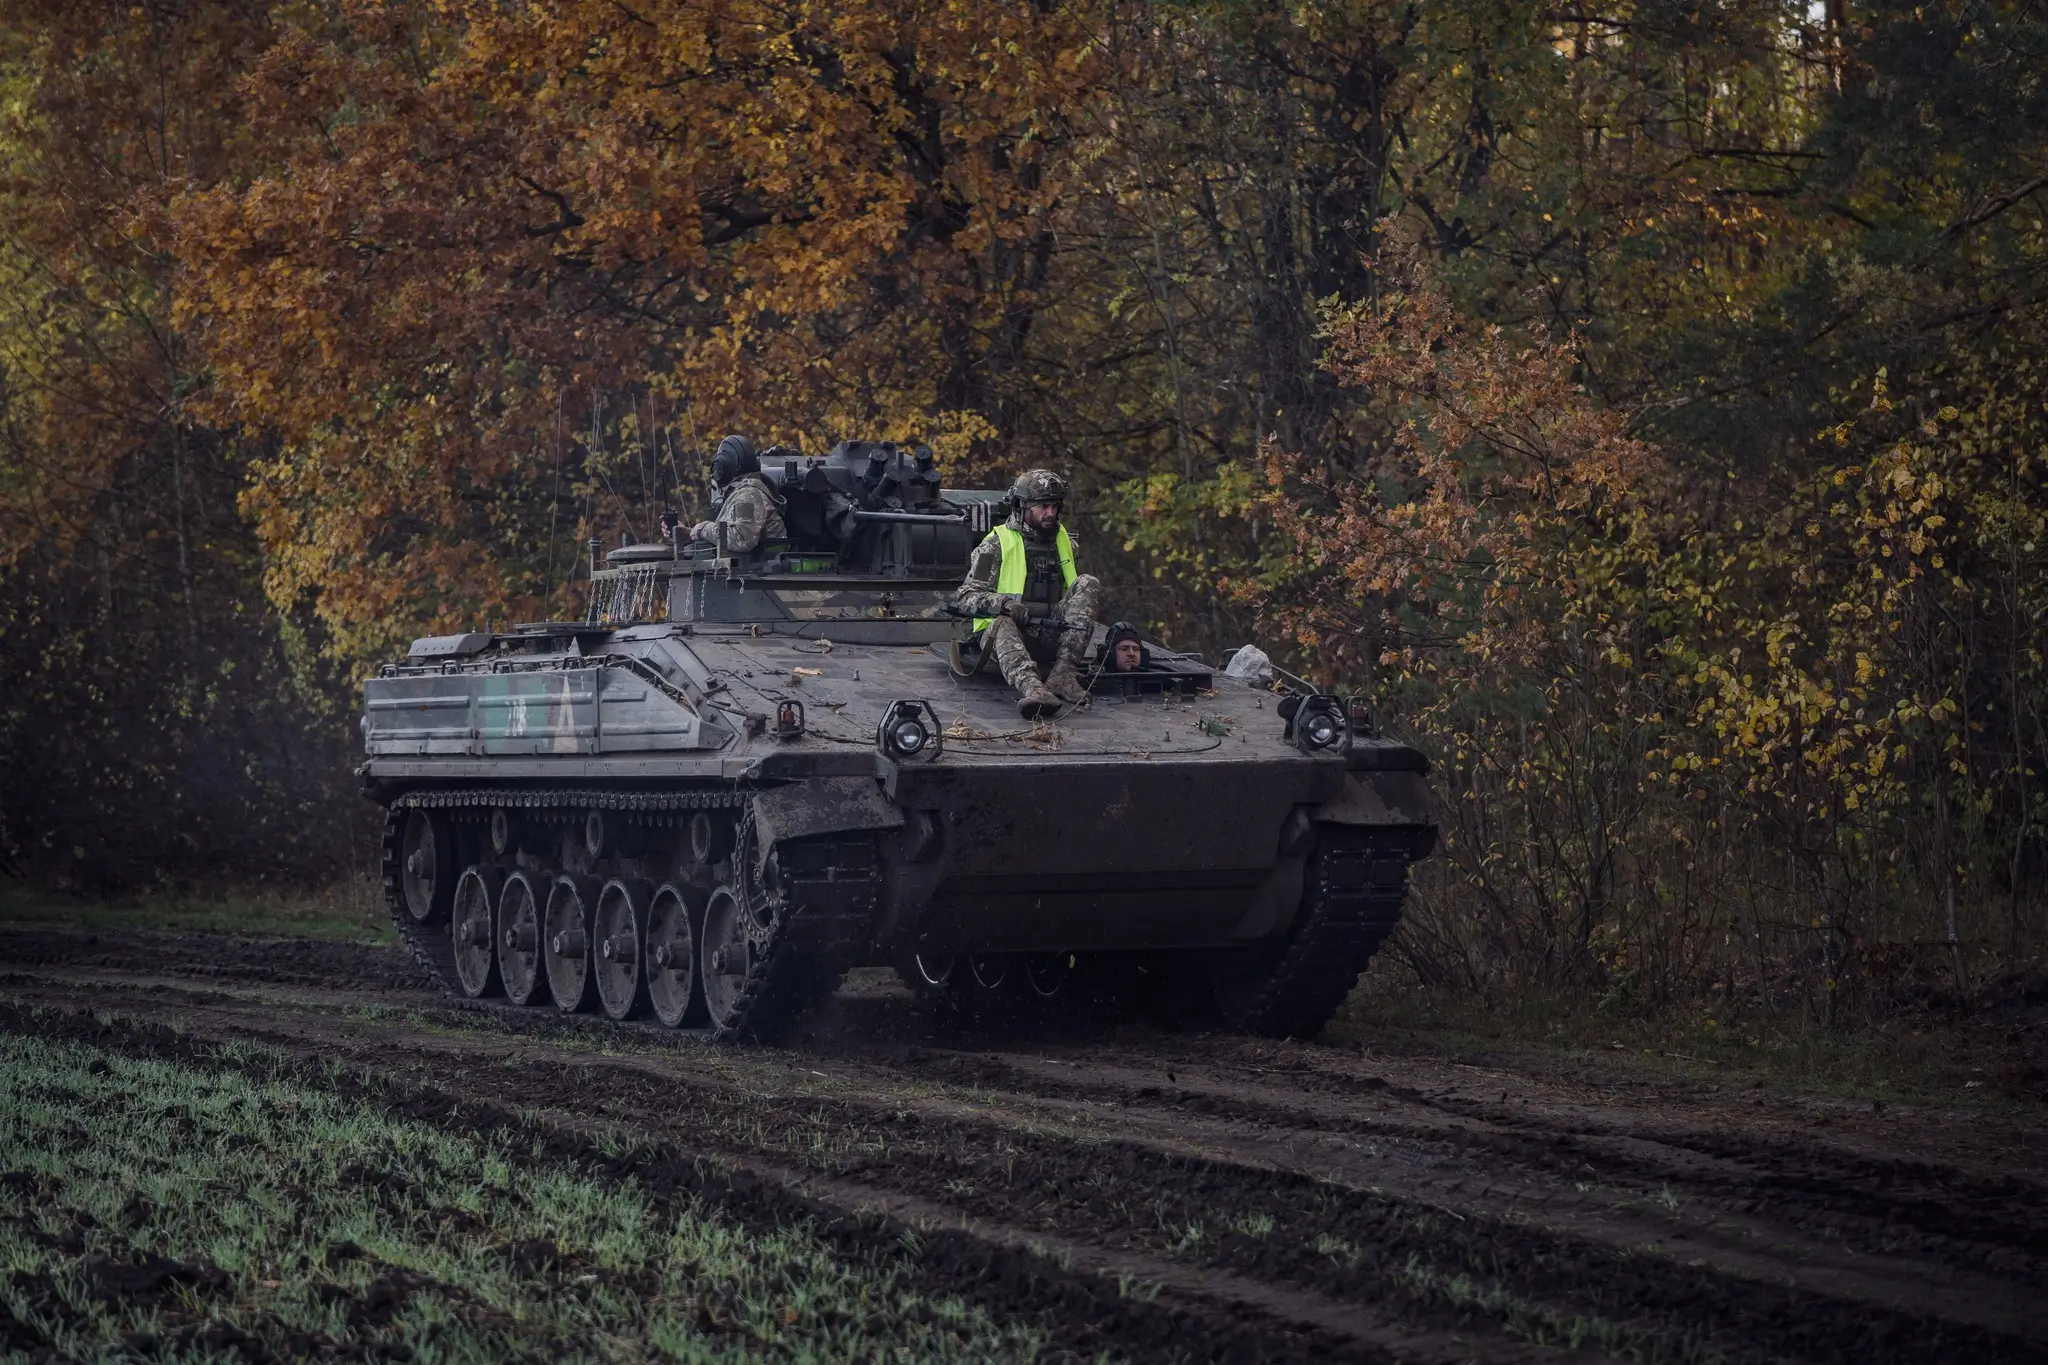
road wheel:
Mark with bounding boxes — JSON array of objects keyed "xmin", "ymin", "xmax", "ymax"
[
  {"xmin": 700, "ymin": 886, "xmax": 750, "ymax": 1033},
  {"xmin": 646, "ymin": 884, "xmax": 703, "ymax": 1028},
  {"xmin": 693, "ymin": 804, "xmax": 877, "ymax": 1042},
  {"xmin": 451, "ymin": 866, "xmax": 504, "ymax": 999},
  {"xmin": 900, "ymin": 952, "xmax": 955, "ymax": 992},
  {"xmin": 1025, "ymin": 952, "xmax": 1073, "ymax": 999},
  {"xmin": 545, "ymin": 875, "xmax": 600, "ymax": 1014},
  {"xmin": 594, "ymin": 879, "xmax": 653, "ymax": 1022},
  {"xmin": 497, "ymin": 872, "xmax": 545, "ymax": 1006},
  {"xmin": 968, "ymin": 954, "xmax": 1010, "ymax": 992},
  {"xmin": 398, "ymin": 809, "xmax": 455, "ymax": 926},
  {"xmin": 894, "ymin": 952, "xmax": 973, "ymax": 1022}
]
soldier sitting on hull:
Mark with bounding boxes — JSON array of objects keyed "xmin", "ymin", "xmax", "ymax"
[
  {"xmin": 661, "ymin": 434, "xmax": 787, "ymax": 555},
  {"xmin": 954, "ymin": 468, "xmax": 1104, "ymax": 719}
]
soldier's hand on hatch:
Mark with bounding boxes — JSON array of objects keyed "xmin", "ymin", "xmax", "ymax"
[
  {"xmin": 690, "ymin": 520, "xmax": 717, "ymax": 543},
  {"xmin": 1002, "ymin": 598, "xmax": 1034, "ymax": 628}
]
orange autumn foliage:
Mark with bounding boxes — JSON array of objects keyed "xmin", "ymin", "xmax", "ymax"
[
  {"xmin": 173, "ymin": 0, "xmax": 1100, "ymax": 659},
  {"xmin": 5, "ymin": 1, "xmax": 2041, "ymax": 1006},
  {"xmin": 0, "ymin": 0, "xmax": 279, "ymax": 562},
  {"xmin": 0, "ymin": 0, "xmax": 365, "ymax": 886},
  {"xmin": 1252, "ymin": 257, "xmax": 1665, "ymax": 689}
]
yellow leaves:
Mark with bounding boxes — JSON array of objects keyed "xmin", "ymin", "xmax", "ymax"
[{"xmin": 151, "ymin": 0, "xmax": 1103, "ymax": 658}]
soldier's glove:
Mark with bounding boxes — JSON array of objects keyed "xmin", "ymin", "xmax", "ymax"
[{"xmin": 1001, "ymin": 598, "xmax": 1034, "ymax": 628}]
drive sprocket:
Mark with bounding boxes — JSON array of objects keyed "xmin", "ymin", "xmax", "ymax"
[{"xmin": 699, "ymin": 803, "xmax": 877, "ymax": 1041}]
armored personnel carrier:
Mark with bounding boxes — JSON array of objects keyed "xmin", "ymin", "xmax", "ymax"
[{"xmin": 363, "ymin": 440, "xmax": 1435, "ymax": 1040}]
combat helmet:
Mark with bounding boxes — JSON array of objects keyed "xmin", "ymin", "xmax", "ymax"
[{"xmin": 1010, "ymin": 468, "xmax": 1070, "ymax": 505}]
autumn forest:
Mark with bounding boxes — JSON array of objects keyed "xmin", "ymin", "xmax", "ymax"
[{"xmin": 3, "ymin": 0, "xmax": 2044, "ymax": 1023}]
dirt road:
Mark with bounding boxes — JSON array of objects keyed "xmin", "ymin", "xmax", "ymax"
[{"xmin": 3, "ymin": 925, "xmax": 2043, "ymax": 1363}]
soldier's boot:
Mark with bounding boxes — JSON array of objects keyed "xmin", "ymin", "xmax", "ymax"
[
  {"xmin": 1016, "ymin": 682, "xmax": 1061, "ymax": 720},
  {"xmin": 988, "ymin": 617, "xmax": 1061, "ymax": 718},
  {"xmin": 1044, "ymin": 658, "xmax": 1088, "ymax": 705}
]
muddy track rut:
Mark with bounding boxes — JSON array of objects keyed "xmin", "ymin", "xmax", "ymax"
[{"xmin": 2, "ymin": 927, "xmax": 2042, "ymax": 1363}]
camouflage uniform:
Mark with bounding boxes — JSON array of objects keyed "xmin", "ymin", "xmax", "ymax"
[
  {"xmin": 690, "ymin": 473, "xmax": 787, "ymax": 554},
  {"xmin": 955, "ymin": 496, "xmax": 1102, "ymax": 712}
]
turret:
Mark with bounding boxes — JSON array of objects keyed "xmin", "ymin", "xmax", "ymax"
[{"xmin": 583, "ymin": 439, "xmax": 1005, "ymax": 632}]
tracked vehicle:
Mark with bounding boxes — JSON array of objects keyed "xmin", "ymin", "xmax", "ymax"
[{"xmin": 364, "ymin": 440, "xmax": 1435, "ymax": 1039}]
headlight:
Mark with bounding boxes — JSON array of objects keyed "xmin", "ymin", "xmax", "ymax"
[
  {"xmin": 878, "ymin": 700, "xmax": 943, "ymax": 763},
  {"xmin": 888, "ymin": 715, "xmax": 929, "ymax": 755},
  {"xmin": 1292, "ymin": 696, "xmax": 1351, "ymax": 755}
]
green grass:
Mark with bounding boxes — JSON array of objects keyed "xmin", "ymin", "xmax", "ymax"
[
  {"xmin": 1333, "ymin": 963, "xmax": 2045, "ymax": 1110},
  {"xmin": 0, "ymin": 880, "xmax": 392, "ymax": 945},
  {"xmin": 0, "ymin": 1028, "xmax": 1060, "ymax": 1362}
]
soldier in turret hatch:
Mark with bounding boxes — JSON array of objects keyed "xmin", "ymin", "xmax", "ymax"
[
  {"xmin": 684, "ymin": 434, "xmax": 786, "ymax": 554},
  {"xmin": 1103, "ymin": 621, "xmax": 1148, "ymax": 673},
  {"xmin": 954, "ymin": 468, "xmax": 1103, "ymax": 719}
]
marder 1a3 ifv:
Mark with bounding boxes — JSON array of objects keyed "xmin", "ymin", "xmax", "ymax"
[{"xmin": 361, "ymin": 441, "xmax": 1436, "ymax": 1040}]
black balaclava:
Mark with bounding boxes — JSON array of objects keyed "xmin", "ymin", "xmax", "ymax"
[{"xmin": 711, "ymin": 434, "xmax": 756, "ymax": 487}]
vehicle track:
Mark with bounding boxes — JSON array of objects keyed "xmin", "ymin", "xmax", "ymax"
[
  {"xmin": 875, "ymin": 1048, "xmax": 2048, "ymax": 1277},
  {"xmin": 3, "ymin": 927, "xmax": 2043, "ymax": 1363},
  {"xmin": 0, "ymin": 997, "xmax": 1552, "ymax": 1365}
]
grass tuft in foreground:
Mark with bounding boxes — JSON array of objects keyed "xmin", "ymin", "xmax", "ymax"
[{"xmin": 0, "ymin": 1030, "xmax": 1055, "ymax": 1361}]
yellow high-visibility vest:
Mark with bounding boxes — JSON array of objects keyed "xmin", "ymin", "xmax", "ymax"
[{"xmin": 973, "ymin": 523, "xmax": 1075, "ymax": 634}]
